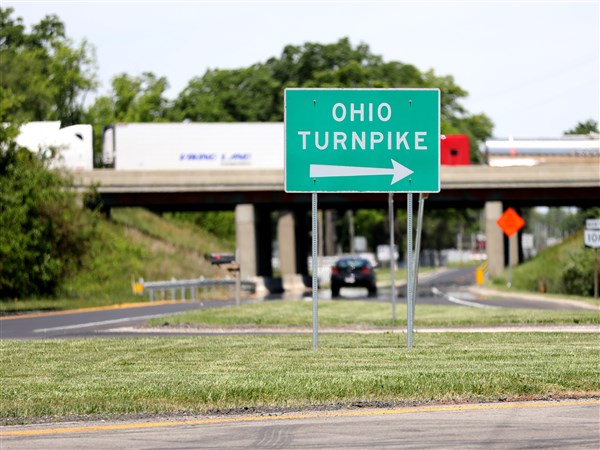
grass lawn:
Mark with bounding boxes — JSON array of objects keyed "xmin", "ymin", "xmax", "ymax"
[
  {"xmin": 1, "ymin": 333, "xmax": 598, "ymax": 422},
  {"xmin": 147, "ymin": 300, "xmax": 600, "ymax": 328}
]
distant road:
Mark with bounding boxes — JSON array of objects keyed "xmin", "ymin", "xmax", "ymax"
[
  {"xmin": 0, "ymin": 299, "xmax": 236, "ymax": 339},
  {"xmin": 3, "ymin": 400, "xmax": 599, "ymax": 449},
  {"xmin": 335, "ymin": 266, "xmax": 598, "ymax": 311}
]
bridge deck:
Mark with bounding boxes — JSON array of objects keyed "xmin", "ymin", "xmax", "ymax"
[{"xmin": 74, "ymin": 163, "xmax": 599, "ymax": 209}]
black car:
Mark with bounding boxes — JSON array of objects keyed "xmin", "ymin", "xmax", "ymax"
[{"xmin": 330, "ymin": 257, "xmax": 377, "ymax": 297}]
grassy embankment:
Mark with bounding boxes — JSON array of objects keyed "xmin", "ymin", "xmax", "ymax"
[
  {"xmin": 490, "ymin": 231, "xmax": 597, "ymax": 304},
  {"xmin": 2, "ymin": 333, "xmax": 599, "ymax": 422},
  {"xmin": 0, "ymin": 208, "xmax": 234, "ymax": 313}
]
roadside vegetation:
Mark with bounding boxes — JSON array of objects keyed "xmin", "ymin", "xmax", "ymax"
[
  {"xmin": 2, "ymin": 333, "xmax": 598, "ymax": 423},
  {"xmin": 0, "ymin": 208, "xmax": 234, "ymax": 313},
  {"xmin": 490, "ymin": 230, "xmax": 599, "ymax": 299}
]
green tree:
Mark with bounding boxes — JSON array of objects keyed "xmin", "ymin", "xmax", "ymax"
[
  {"xmin": 0, "ymin": 148, "xmax": 97, "ymax": 298},
  {"xmin": 564, "ymin": 119, "xmax": 598, "ymax": 135},
  {"xmin": 336, "ymin": 209, "xmax": 388, "ymax": 254},
  {"xmin": 561, "ymin": 249, "xmax": 595, "ymax": 296},
  {"xmin": 0, "ymin": 8, "xmax": 98, "ymax": 299},
  {"xmin": 0, "ymin": 7, "xmax": 97, "ymax": 125},
  {"xmin": 86, "ymin": 72, "xmax": 171, "ymax": 163},
  {"xmin": 169, "ymin": 65, "xmax": 280, "ymax": 122},
  {"xmin": 166, "ymin": 211, "xmax": 236, "ymax": 246},
  {"xmin": 171, "ymin": 37, "xmax": 494, "ymax": 159},
  {"xmin": 86, "ymin": 72, "xmax": 171, "ymax": 123}
]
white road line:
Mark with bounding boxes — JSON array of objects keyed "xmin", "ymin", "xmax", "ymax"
[
  {"xmin": 33, "ymin": 313, "xmax": 169, "ymax": 333},
  {"xmin": 431, "ymin": 287, "xmax": 498, "ymax": 309}
]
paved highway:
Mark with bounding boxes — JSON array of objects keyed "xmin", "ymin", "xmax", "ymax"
[
  {"xmin": 1, "ymin": 268, "xmax": 597, "ymax": 340},
  {"xmin": 3, "ymin": 400, "xmax": 598, "ymax": 449},
  {"xmin": 0, "ymin": 299, "xmax": 241, "ymax": 340}
]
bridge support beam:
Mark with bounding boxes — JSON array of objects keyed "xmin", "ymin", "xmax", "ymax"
[
  {"xmin": 277, "ymin": 209, "xmax": 309, "ymax": 292},
  {"xmin": 235, "ymin": 204, "xmax": 274, "ymax": 280},
  {"xmin": 278, "ymin": 211, "xmax": 301, "ymax": 291},
  {"xmin": 236, "ymin": 204, "xmax": 257, "ymax": 280},
  {"xmin": 485, "ymin": 201, "xmax": 504, "ymax": 277},
  {"xmin": 324, "ymin": 209, "xmax": 337, "ymax": 256}
]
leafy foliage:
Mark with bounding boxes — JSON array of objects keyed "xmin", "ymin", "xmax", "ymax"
[
  {"xmin": 0, "ymin": 7, "xmax": 97, "ymax": 125},
  {"xmin": 0, "ymin": 8, "xmax": 98, "ymax": 299},
  {"xmin": 85, "ymin": 72, "xmax": 171, "ymax": 163},
  {"xmin": 0, "ymin": 148, "xmax": 97, "ymax": 298},
  {"xmin": 561, "ymin": 249, "xmax": 595, "ymax": 297},
  {"xmin": 508, "ymin": 231, "xmax": 596, "ymax": 297},
  {"xmin": 564, "ymin": 119, "xmax": 598, "ymax": 135},
  {"xmin": 165, "ymin": 211, "xmax": 236, "ymax": 247},
  {"xmin": 168, "ymin": 38, "xmax": 494, "ymax": 161}
]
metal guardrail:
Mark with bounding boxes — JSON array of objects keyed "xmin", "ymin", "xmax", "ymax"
[{"xmin": 133, "ymin": 277, "xmax": 256, "ymax": 302}]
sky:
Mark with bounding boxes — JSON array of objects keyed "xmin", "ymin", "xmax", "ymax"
[{"xmin": 5, "ymin": 0, "xmax": 600, "ymax": 138}]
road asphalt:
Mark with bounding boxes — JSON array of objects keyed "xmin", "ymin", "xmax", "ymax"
[{"xmin": 2, "ymin": 399, "xmax": 599, "ymax": 449}]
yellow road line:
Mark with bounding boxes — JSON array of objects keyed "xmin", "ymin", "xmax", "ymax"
[
  {"xmin": 2, "ymin": 399, "xmax": 598, "ymax": 438},
  {"xmin": 0, "ymin": 300, "xmax": 192, "ymax": 321}
]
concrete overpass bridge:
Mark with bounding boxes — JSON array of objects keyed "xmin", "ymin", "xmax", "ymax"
[{"xmin": 75, "ymin": 163, "xmax": 599, "ymax": 285}]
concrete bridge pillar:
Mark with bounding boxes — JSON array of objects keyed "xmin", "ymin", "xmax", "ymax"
[
  {"xmin": 485, "ymin": 201, "xmax": 504, "ymax": 277},
  {"xmin": 235, "ymin": 204, "xmax": 273, "ymax": 280},
  {"xmin": 324, "ymin": 209, "xmax": 337, "ymax": 256},
  {"xmin": 277, "ymin": 209, "xmax": 309, "ymax": 292},
  {"xmin": 235, "ymin": 204, "xmax": 258, "ymax": 280}
]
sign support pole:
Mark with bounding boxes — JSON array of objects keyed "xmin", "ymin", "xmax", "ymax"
[
  {"xmin": 595, "ymin": 248, "xmax": 598, "ymax": 300},
  {"xmin": 407, "ymin": 193, "xmax": 414, "ymax": 348},
  {"xmin": 508, "ymin": 236, "xmax": 513, "ymax": 288},
  {"xmin": 411, "ymin": 193, "xmax": 426, "ymax": 326},
  {"xmin": 311, "ymin": 192, "xmax": 319, "ymax": 350},
  {"xmin": 234, "ymin": 248, "xmax": 241, "ymax": 306},
  {"xmin": 389, "ymin": 193, "xmax": 396, "ymax": 321}
]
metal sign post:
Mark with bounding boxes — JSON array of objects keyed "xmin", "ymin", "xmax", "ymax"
[
  {"xmin": 312, "ymin": 193, "xmax": 319, "ymax": 350},
  {"xmin": 410, "ymin": 193, "xmax": 427, "ymax": 327},
  {"xmin": 508, "ymin": 236, "xmax": 513, "ymax": 288},
  {"xmin": 584, "ymin": 219, "xmax": 600, "ymax": 300},
  {"xmin": 496, "ymin": 208, "xmax": 525, "ymax": 288},
  {"xmin": 595, "ymin": 248, "xmax": 598, "ymax": 300},
  {"xmin": 234, "ymin": 248, "xmax": 241, "ymax": 306},
  {"xmin": 407, "ymin": 194, "xmax": 414, "ymax": 348},
  {"xmin": 389, "ymin": 193, "xmax": 396, "ymax": 321}
]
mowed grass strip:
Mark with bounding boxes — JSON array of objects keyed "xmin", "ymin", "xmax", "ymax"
[
  {"xmin": 1, "ymin": 333, "xmax": 599, "ymax": 421},
  {"xmin": 147, "ymin": 300, "xmax": 600, "ymax": 328}
]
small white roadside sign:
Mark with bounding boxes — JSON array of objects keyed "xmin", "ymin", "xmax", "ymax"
[
  {"xmin": 584, "ymin": 229, "xmax": 600, "ymax": 248},
  {"xmin": 585, "ymin": 219, "xmax": 600, "ymax": 230}
]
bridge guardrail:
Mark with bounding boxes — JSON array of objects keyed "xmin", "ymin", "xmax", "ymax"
[{"xmin": 133, "ymin": 277, "xmax": 256, "ymax": 302}]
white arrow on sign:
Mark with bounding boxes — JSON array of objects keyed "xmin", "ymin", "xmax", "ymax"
[{"xmin": 309, "ymin": 159, "xmax": 414, "ymax": 185}]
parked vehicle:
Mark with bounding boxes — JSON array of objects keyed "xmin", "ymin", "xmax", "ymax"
[{"xmin": 330, "ymin": 257, "xmax": 377, "ymax": 297}]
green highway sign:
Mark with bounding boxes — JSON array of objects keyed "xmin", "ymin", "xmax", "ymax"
[{"xmin": 284, "ymin": 88, "xmax": 440, "ymax": 193}]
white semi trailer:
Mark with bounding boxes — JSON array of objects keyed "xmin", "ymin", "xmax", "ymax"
[
  {"xmin": 102, "ymin": 122, "xmax": 285, "ymax": 170},
  {"xmin": 15, "ymin": 121, "xmax": 94, "ymax": 171}
]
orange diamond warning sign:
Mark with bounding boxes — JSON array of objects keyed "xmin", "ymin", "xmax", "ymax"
[{"xmin": 497, "ymin": 208, "xmax": 525, "ymax": 237}]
